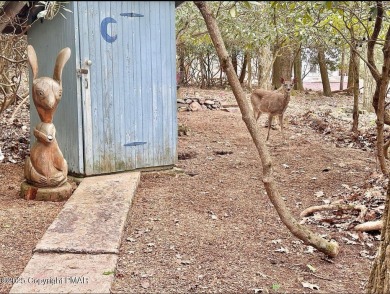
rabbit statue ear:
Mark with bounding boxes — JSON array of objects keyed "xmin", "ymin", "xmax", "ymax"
[
  {"xmin": 27, "ymin": 45, "xmax": 38, "ymax": 80},
  {"xmin": 53, "ymin": 47, "xmax": 71, "ymax": 84}
]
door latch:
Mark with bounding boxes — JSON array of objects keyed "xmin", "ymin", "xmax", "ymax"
[
  {"xmin": 77, "ymin": 60, "xmax": 92, "ymax": 77},
  {"xmin": 77, "ymin": 68, "xmax": 88, "ymax": 76}
]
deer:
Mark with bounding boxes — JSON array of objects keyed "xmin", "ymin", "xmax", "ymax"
[{"xmin": 250, "ymin": 77, "xmax": 296, "ymax": 141}]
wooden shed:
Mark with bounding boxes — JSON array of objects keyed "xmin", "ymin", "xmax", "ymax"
[{"xmin": 25, "ymin": 1, "xmax": 178, "ymax": 176}]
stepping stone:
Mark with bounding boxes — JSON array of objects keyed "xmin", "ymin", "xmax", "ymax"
[
  {"xmin": 34, "ymin": 172, "xmax": 140, "ymax": 254},
  {"xmin": 10, "ymin": 171, "xmax": 140, "ymax": 293},
  {"xmin": 9, "ymin": 253, "xmax": 117, "ymax": 294}
]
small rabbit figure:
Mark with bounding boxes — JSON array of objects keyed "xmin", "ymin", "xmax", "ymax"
[{"xmin": 24, "ymin": 45, "xmax": 71, "ymax": 187}]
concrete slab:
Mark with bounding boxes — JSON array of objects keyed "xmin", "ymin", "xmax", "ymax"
[
  {"xmin": 9, "ymin": 252, "xmax": 118, "ymax": 294},
  {"xmin": 34, "ymin": 171, "xmax": 140, "ymax": 254}
]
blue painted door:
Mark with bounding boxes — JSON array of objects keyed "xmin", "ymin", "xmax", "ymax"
[{"xmin": 75, "ymin": 1, "xmax": 177, "ymax": 175}]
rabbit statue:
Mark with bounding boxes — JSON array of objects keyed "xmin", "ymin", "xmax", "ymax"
[{"xmin": 24, "ymin": 45, "xmax": 71, "ymax": 187}]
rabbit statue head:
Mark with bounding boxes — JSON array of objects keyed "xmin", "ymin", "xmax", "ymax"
[{"xmin": 27, "ymin": 45, "xmax": 71, "ymax": 123}]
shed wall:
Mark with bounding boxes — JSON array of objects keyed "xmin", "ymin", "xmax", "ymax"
[
  {"xmin": 27, "ymin": 1, "xmax": 177, "ymax": 176},
  {"xmin": 75, "ymin": 1, "xmax": 177, "ymax": 175}
]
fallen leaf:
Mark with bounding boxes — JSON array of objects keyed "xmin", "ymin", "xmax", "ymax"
[
  {"xmin": 347, "ymin": 232, "xmax": 359, "ymax": 240},
  {"xmin": 360, "ymin": 250, "xmax": 376, "ymax": 259},
  {"xmin": 304, "ymin": 246, "xmax": 315, "ymax": 254},
  {"xmin": 181, "ymin": 260, "xmax": 191, "ymax": 265},
  {"xmin": 275, "ymin": 247, "xmax": 289, "ymax": 253},
  {"xmin": 301, "ymin": 281, "xmax": 320, "ymax": 290},
  {"xmin": 307, "ymin": 264, "xmax": 316, "ymax": 272},
  {"xmin": 141, "ymin": 280, "xmax": 150, "ymax": 289},
  {"xmin": 229, "ymin": 5, "xmax": 237, "ymax": 17},
  {"xmin": 341, "ymin": 184, "xmax": 351, "ymax": 190},
  {"xmin": 342, "ymin": 237, "xmax": 357, "ymax": 245}
]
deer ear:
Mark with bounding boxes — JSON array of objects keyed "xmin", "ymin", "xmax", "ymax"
[
  {"xmin": 27, "ymin": 45, "xmax": 38, "ymax": 80},
  {"xmin": 292, "ymin": 77, "xmax": 297, "ymax": 83},
  {"xmin": 53, "ymin": 47, "xmax": 71, "ymax": 84},
  {"xmin": 280, "ymin": 77, "xmax": 285, "ymax": 83}
]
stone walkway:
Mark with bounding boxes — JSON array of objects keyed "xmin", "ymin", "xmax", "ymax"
[{"xmin": 9, "ymin": 172, "xmax": 140, "ymax": 293}]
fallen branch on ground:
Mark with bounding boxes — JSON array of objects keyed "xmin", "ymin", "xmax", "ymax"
[
  {"xmin": 301, "ymin": 202, "xmax": 384, "ymax": 232},
  {"xmin": 331, "ymin": 87, "xmax": 353, "ymax": 94},
  {"xmin": 353, "ymin": 220, "xmax": 383, "ymax": 231},
  {"xmin": 300, "ymin": 202, "xmax": 367, "ymax": 222}
]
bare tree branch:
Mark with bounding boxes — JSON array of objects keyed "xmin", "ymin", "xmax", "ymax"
[
  {"xmin": 194, "ymin": 0, "xmax": 340, "ymax": 258},
  {"xmin": 0, "ymin": 1, "xmax": 26, "ymax": 33}
]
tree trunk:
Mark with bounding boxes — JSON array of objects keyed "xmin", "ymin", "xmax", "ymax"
[
  {"xmin": 232, "ymin": 49, "xmax": 238, "ymax": 75},
  {"xmin": 340, "ymin": 46, "xmax": 346, "ymax": 90},
  {"xmin": 347, "ymin": 51, "xmax": 354, "ymax": 94},
  {"xmin": 318, "ymin": 48, "xmax": 332, "ymax": 97},
  {"xmin": 367, "ymin": 180, "xmax": 390, "ymax": 293},
  {"xmin": 239, "ymin": 51, "xmax": 249, "ymax": 84},
  {"xmin": 272, "ymin": 45, "xmax": 282, "ymax": 89},
  {"xmin": 272, "ymin": 45, "xmax": 293, "ymax": 89},
  {"xmin": 362, "ymin": 44, "xmax": 375, "ymax": 112},
  {"xmin": 280, "ymin": 45, "xmax": 293, "ymax": 80},
  {"xmin": 258, "ymin": 46, "xmax": 273, "ymax": 90},
  {"xmin": 219, "ymin": 65, "xmax": 223, "ymax": 87},
  {"xmin": 366, "ymin": 4, "xmax": 390, "ymax": 290},
  {"xmin": 178, "ymin": 51, "xmax": 185, "ymax": 85},
  {"xmin": 257, "ymin": 56, "xmax": 262, "ymax": 87},
  {"xmin": 373, "ymin": 80, "xmax": 389, "ymax": 175},
  {"xmin": 351, "ymin": 49, "xmax": 360, "ymax": 132},
  {"xmin": 247, "ymin": 54, "xmax": 252, "ymax": 90},
  {"xmin": 194, "ymin": 0, "xmax": 340, "ymax": 258},
  {"xmin": 293, "ymin": 47, "xmax": 304, "ymax": 91},
  {"xmin": 199, "ymin": 55, "xmax": 206, "ymax": 88}
]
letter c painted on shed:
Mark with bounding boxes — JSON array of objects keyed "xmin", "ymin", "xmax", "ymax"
[{"xmin": 100, "ymin": 17, "xmax": 117, "ymax": 43}]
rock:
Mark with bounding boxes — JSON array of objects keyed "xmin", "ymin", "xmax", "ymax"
[
  {"xmin": 176, "ymin": 97, "xmax": 222, "ymax": 112},
  {"xmin": 204, "ymin": 99, "xmax": 215, "ymax": 105},
  {"xmin": 189, "ymin": 101, "xmax": 202, "ymax": 111}
]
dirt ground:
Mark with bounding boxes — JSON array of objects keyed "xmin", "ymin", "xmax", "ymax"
[{"xmin": 0, "ymin": 86, "xmax": 387, "ymax": 293}]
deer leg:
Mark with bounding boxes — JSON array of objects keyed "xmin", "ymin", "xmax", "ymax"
[
  {"xmin": 254, "ymin": 109, "xmax": 261, "ymax": 121},
  {"xmin": 278, "ymin": 114, "xmax": 284, "ymax": 139},
  {"xmin": 266, "ymin": 115, "xmax": 273, "ymax": 141}
]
